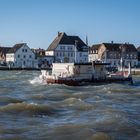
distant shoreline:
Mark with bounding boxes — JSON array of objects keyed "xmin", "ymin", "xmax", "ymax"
[
  {"xmin": 0, "ymin": 66, "xmax": 51, "ymax": 71},
  {"xmin": 0, "ymin": 66, "xmax": 140, "ymax": 75}
]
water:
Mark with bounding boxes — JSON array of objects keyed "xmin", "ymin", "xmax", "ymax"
[{"xmin": 0, "ymin": 71, "xmax": 140, "ymax": 140}]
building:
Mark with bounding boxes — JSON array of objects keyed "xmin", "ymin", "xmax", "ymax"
[
  {"xmin": 88, "ymin": 44, "xmax": 100, "ymax": 62},
  {"xmin": 32, "ymin": 48, "xmax": 46, "ymax": 57},
  {"xmin": 0, "ymin": 46, "xmax": 11, "ymax": 65},
  {"xmin": 89, "ymin": 42, "xmax": 138, "ymax": 68},
  {"xmin": 32, "ymin": 48, "xmax": 54, "ymax": 68},
  {"xmin": 137, "ymin": 46, "xmax": 140, "ymax": 66},
  {"xmin": 46, "ymin": 32, "xmax": 88, "ymax": 63},
  {"xmin": 6, "ymin": 43, "xmax": 38, "ymax": 68}
]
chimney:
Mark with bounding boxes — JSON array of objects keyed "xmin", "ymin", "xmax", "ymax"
[
  {"xmin": 111, "ymin": 41, "xmax": 114, "ymax": 44},
  {"xmin": 58, "ymin": 32, "xmax": 61, "ymax": 36},
  {"xmin": 86, "ymin": 35, "xmax": 88, "ymax": 46}
]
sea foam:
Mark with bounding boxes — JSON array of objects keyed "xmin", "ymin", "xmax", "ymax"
[{"xmin": 29, "ymin": 76, "xmax": 43, "ymax": 85}]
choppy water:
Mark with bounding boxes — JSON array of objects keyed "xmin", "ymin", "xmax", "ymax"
[{"xmin": 0, "ymin": 71, "xmax": 140, "ymax": 140}]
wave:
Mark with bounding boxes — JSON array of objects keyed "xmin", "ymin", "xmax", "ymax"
[
  {"xmin": 53, "ymin": 124, "xmax": 114, "ymax": 140},
  {"xmin": 0, "ymin": 97, "xmax": 23, "ymax": 105},
  {"xmin": 59, "ymin": 97, "xmax": 94, "ymax": 111},
  {"xmin": 0, "ymin": 102, "xmax": 57, "ymax": 116},
  {"xmin": 29, "ymin": 76, "xmax": 43, "ymax": 85},
  {"xmin": 90, "ymin": 132, "xmax": 114, "ymax": 140}
]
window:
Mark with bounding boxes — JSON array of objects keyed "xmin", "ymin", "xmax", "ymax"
[
  {"xmin": 23, "ymin": 55, "xmax": 26, "ymax": 58},
  {"xmin": 80, "ymin": 53, "xmax": 82, "ymax": 57},
  {"xmin": 23, "ymin": 61, "xmax": 26, "ymax": 65},
  {"xmin": 22, "ymin": 49, "xmax": 24, "ymax": 52},
  {"xmin": 127, "ymin": 54, "xmax": 129, "ymax": 59},
  {"xmin": 29, "ymin": 55, "xmax": 32, "ymax": 58},
  {"xmin": 109, "ymin": 53, "xmax": 113, "ymax": 58},
  {"xmin": 25, "ymin": 49, "xmax": 27, "ymax": 52},
  {"xmin": 114, "ymin": 54, "xmax": 116, "ymax": 59},
  {"xmin": 18, "ymin": 55, "xmax": 20, "ymax": 58},
  {"xmin": 134, "ymin": 55, "xmax": 137, "ymax": 59}
]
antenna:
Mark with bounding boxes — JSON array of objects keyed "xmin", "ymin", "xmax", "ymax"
[{"xmin": 86, "ymin": 35, "xmax": 88, "ymax": 46}]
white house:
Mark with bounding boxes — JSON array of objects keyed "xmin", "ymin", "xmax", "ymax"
[
  {"xmin": 45, "ymin": 32, "xmax": 88, "ymax": 63},
  {"xmin": 6, "ymin": 43, "xmax": 38, "ymax": 68},
  {"xmin": 88, "ymin": 44, "xmax": 100, "ymax": 62}
]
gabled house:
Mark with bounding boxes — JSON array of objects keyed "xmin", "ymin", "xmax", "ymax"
[
  {"xmin": 89, "ymin": 44, "xmax": 100, "ymax": 62},
  {"xmin": 89, "ymin": 42, "xmax": 138, "ymax": 68},
  {"xmin": 0, "ymin": 46, "xmax": 11, "ymax": 65},
  {"xmin": 6, "ymin": 43, "xmax": 38, "ymax": 68},
  {"xmin": 46, "ymin": 32, "xmax": 88, "ymax": 63}
]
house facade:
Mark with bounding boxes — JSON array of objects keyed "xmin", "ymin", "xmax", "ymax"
[
  {"xmin": 6, "ymin": 43, "xmax": 38, "ymax": 68},
  {"xmin": 32, "ymin": 48, "xmax": 54, "ymax": 68},
  {"xmin": 89, "ymin": 43, "xmax": 138, "ymax": 68},
  {"xmin": 88, "ymin": 44, "xmax": 100, "ymax": 62},
  {"xmin": 0, "ymin": 46, "xmax": 11, "ymax": 65},
  {"xmin": 46, "ymin": 32, "xmax": 88, "ymax": 63},
  {"xmin": 137, "ymin": 46, "xmax": 140, "ymax": 66}
]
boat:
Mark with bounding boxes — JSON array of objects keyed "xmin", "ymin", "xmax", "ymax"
[{"xmin": 40, "ymin": 61, "xmax": 133, "ymax": 86}]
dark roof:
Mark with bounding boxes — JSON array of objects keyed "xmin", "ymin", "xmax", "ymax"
[
  {"xmin": 47, "ymin": 32, "xmax": 88, "ymax": 51},
  {"xmin": 103, "ymin": 43, "xmax": 122, "ymax": 51},
  {"xmin": 102, "ymin": 43, "xmax": 137, "ymax": 52},
  {"xmin": 0, "ymin": 47, "xmax": 11, "ymax": 54},
  {"xmin": 122, "ymin": 43, "xmax": 137, "ymax": 52},
  {"xmin": 137, "ymin": 46, "xmax": 140, "ymax": 52},
  {"xmin": 89, "ymin": 44, "xmax": 101, "ymax": 51},
  {"xmin": 8, "ymin": 43, "xmax": 26, "ymax": 53}
]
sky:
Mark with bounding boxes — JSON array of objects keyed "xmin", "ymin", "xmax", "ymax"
[{"xmin": 0, "ymin": 0, "xmax": 140, "ymax": 49}]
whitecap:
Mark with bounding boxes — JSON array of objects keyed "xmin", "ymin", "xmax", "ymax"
[{"xmin": 29, "ymin": 76, "xmax": 43, "ymax": 85}]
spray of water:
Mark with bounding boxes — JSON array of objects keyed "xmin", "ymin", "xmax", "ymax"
[{"xmin": 29, "ymin": 76, "xmax": 43, "ymax": 85}]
